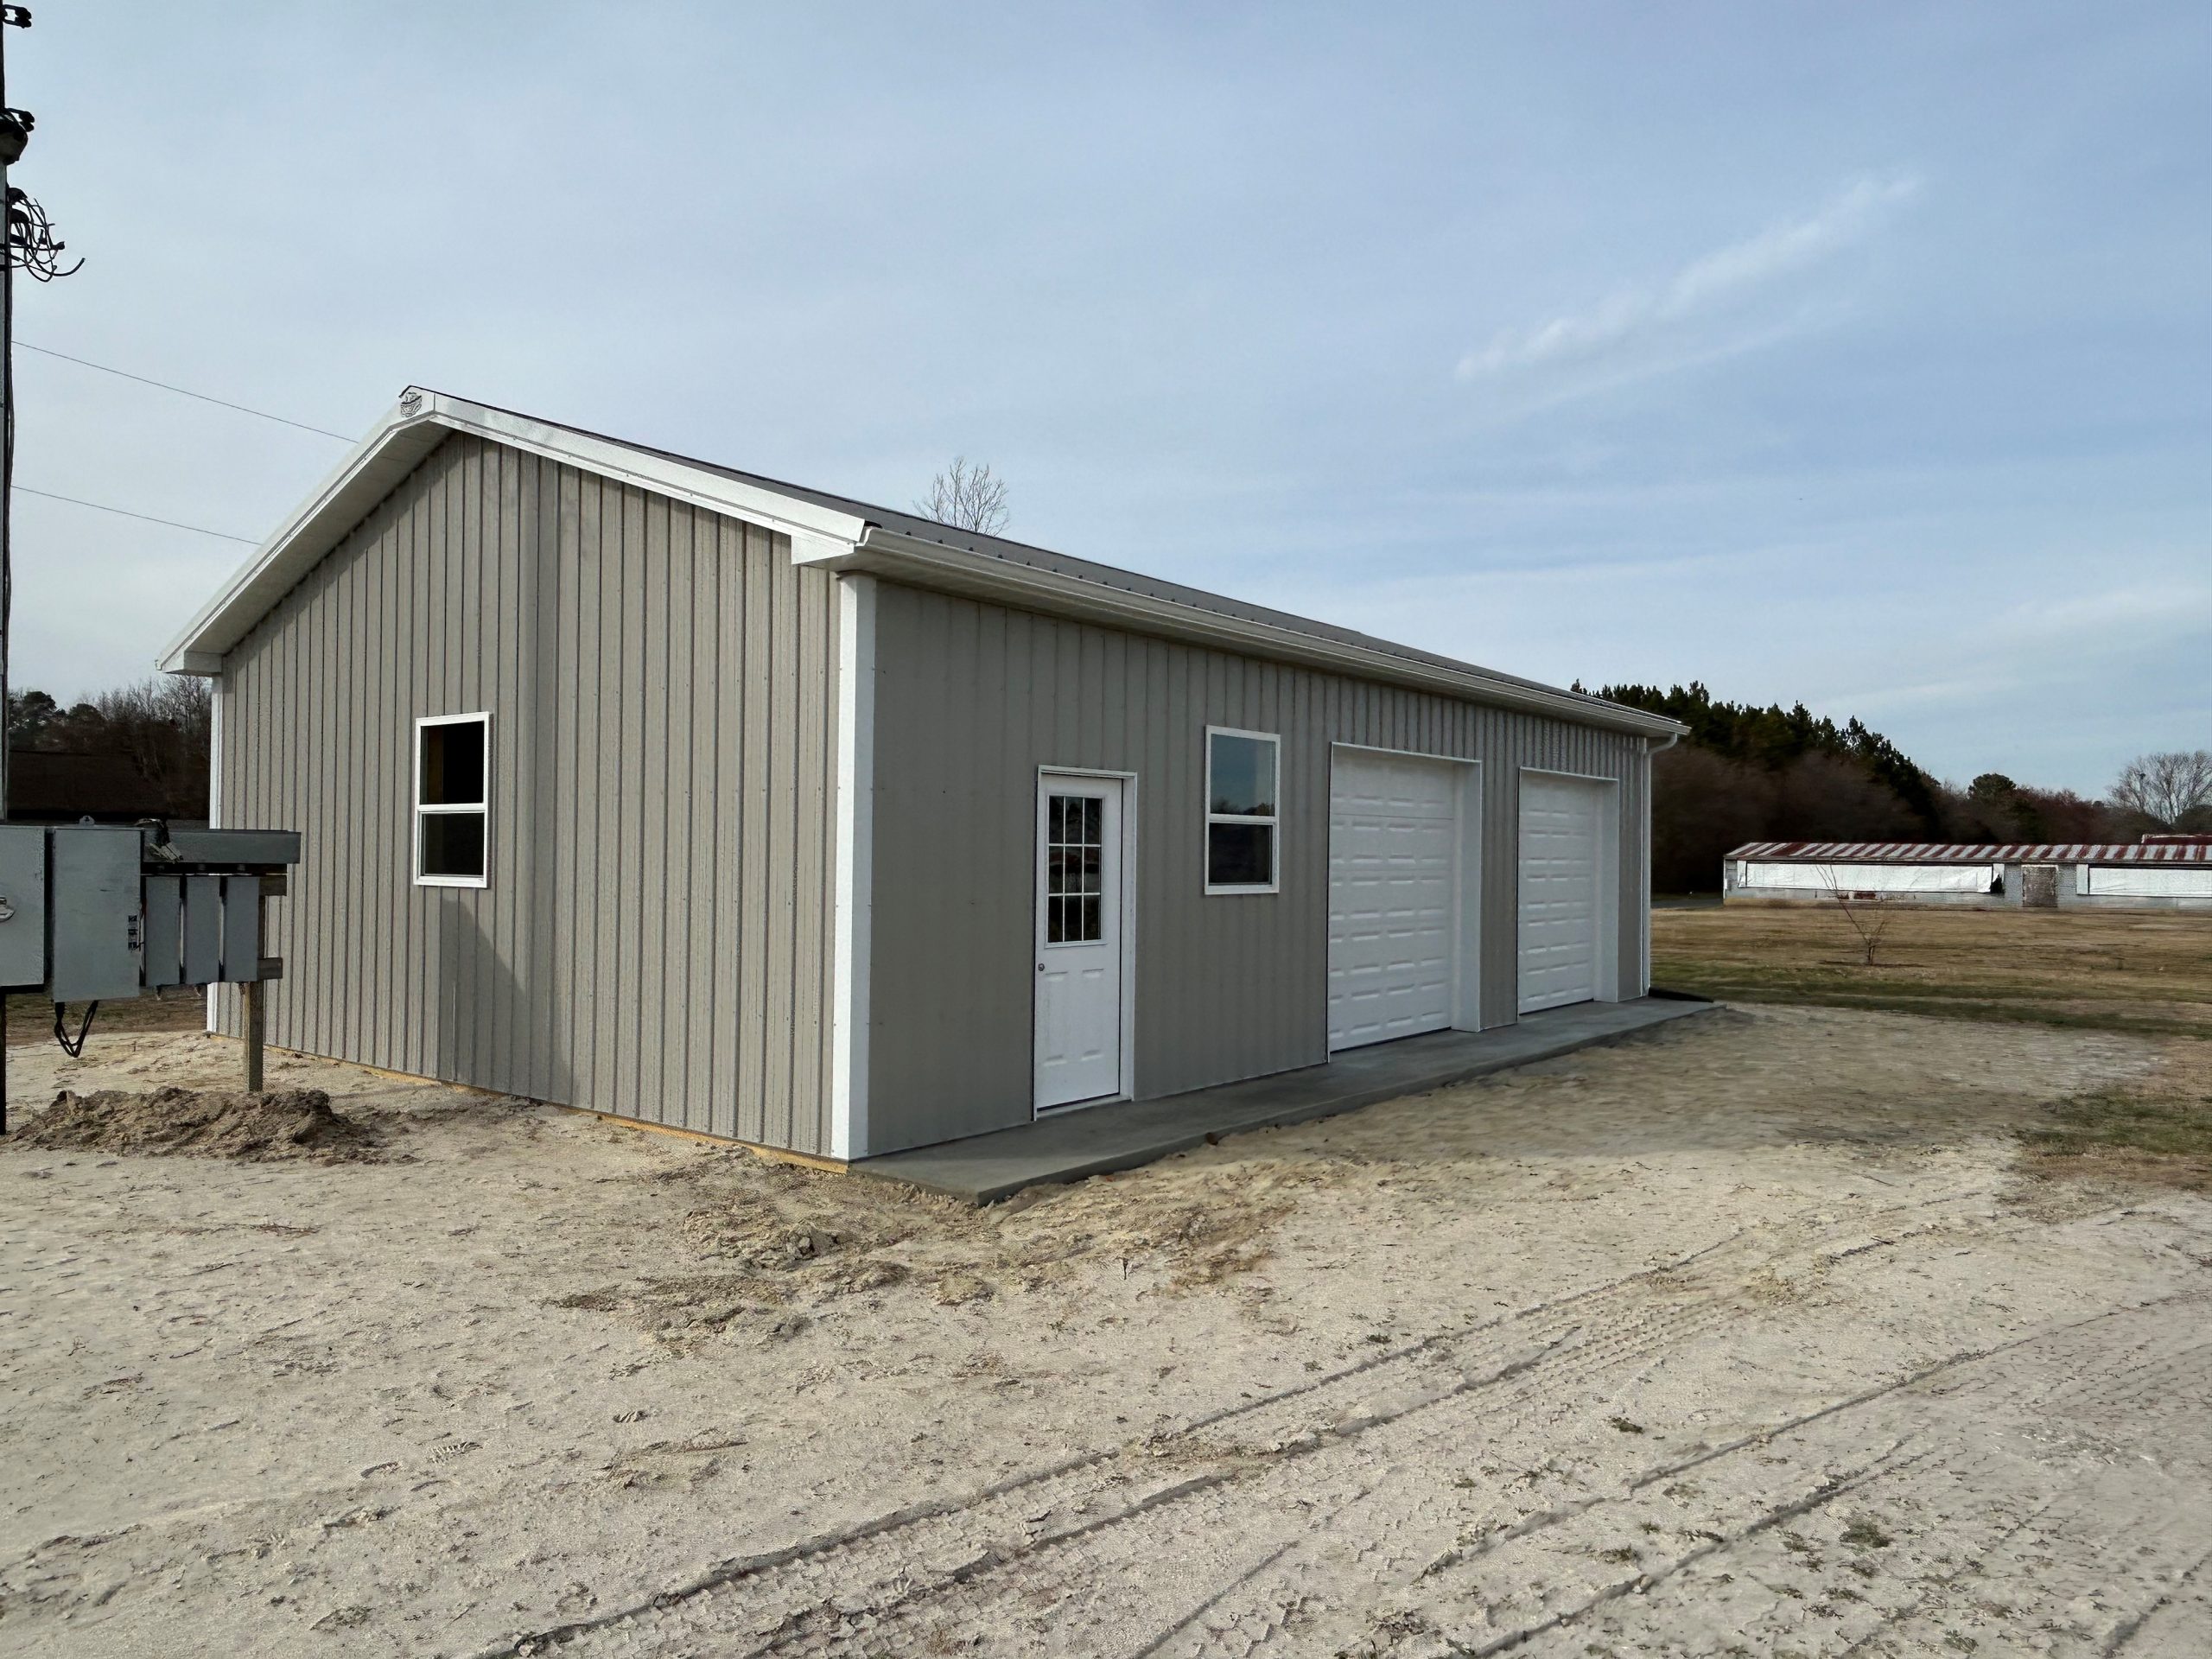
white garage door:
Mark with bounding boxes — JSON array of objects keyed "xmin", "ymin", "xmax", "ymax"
[
  {"xmin": 1329, "ymin": 751, "xmax": 1463, "ymax": 1051},
  {"xmin": 1517, "ymin": 774, "xmax": 1606, "ymax": 1014}
]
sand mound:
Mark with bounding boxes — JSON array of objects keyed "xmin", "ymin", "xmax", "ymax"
[{"xmin": 10, "ymin": 1086, "xmax": 385, "ymax": 1163}]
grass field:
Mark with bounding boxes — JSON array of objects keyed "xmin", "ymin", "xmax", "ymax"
[
  {"xmin": 1656, "ymin": 901, "xmax": 2212, "ymax": 1188},
  {"xmin": 1653, "ymin": 901, "xmax": 2212, "ymax": 1039}
]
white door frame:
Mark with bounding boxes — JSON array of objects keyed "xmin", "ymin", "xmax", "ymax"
[
  {"xmin": 1516, "ymin": 766, "xmax": 1623, "ymax": 1009},
  {"xmin": 1033, "ymin": 766, "xmax": 1139, "ymax": 1116},
  {"xmin": 1326, "ymin": 744, "xmax": 1484, "ymax": 1045}
]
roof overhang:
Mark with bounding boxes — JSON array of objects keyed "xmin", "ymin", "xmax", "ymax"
[
  {"xmin": 158, "ymin": 390, "xmax": 869, "ymax": 674},
  {"xmin": 161, "ymin": 390, "xmax": 1684, "ymax": 743},
  {"xmin": 796, "ymin": 527, "xmax": 1682, "ymax": 740}
]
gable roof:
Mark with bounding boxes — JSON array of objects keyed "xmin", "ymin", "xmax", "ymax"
[{"xmin": 161, "ymin": 389, "xmax": 1685, "ymax": 741}]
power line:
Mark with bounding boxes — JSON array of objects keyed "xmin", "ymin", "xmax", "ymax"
[
  {"xmin": 14, "ymin": 484, "xmax": 257, "ymax": 543},
  {"xmin": 17, "ymin": 340, "xmax": 353, "ymax": 441}
]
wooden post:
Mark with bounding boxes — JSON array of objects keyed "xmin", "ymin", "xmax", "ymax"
[
  {"xmin": 240, "ymin": 881, "xmax": 270, "ymax": 1093},
  {"xmin": 242, "ymin": 978, "xmax": 264, "ymax": 1093}
]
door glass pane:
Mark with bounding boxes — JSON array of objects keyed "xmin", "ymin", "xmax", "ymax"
[
  {"xmin": 1045, "ymin": 792, "xmax": 1106, "ymax": 944},
  {"xmin": 1207, "ymin": 821, "xmax": 1274, "ymax": 887},
  {"xmin": 1208, "ymin": 734, "xmax": 1275, "ymax": 816}
]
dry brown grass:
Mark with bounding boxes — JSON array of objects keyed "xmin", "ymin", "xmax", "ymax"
[
  {"xmin": 1652, "ymin": 904, "xmax": 2212, "ymax": 1039},
  {"xmin": 2015, "ymin": 1039, "xmax": 2212, "ymax": 1192},
  {"xmin": 1654, "ymin": 904, "xmax": 2212, "ymax": 1192}
]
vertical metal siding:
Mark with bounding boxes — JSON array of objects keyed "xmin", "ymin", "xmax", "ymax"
[
  {"xmin": 864, "ymin": 581, "xmax": 1654, "ymax": 1156},
  {"xmin": 215, "ymin": 434, "xmax": 841, "ymax": 1154}
]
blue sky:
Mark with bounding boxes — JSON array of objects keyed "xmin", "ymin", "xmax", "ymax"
[{"xmin": 8, "ymin": 3, "xmax": 2206, "ymax": 793}]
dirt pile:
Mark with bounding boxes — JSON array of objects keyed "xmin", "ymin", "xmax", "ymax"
[
  {"xmin": 678, "ymin": 1207, "xmax": 861, "ymax": 1269},
  {"xmin": 9, "ymin": 1086, "xmax": 385, "ymax": 1163}
]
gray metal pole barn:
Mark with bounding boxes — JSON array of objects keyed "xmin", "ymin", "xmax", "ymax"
[{"xmin": 163, "ymin": 391, "xmax": 1684, "ymax": 1164}]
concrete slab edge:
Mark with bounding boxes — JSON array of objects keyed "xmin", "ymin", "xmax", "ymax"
[{"xmin": 862, "ymin": 998, "xmax": 1719, "ymax": 1205}]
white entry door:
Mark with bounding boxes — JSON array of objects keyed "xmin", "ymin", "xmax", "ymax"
[
  {"xmin": 1328, "ymin": 750, "xmax": 1463, "ymax": 1051},
  {"xmin": 1517, "ymin": 773, "xmax": 1605, "ymax": 1013},
  {"xmin": 1034, "ymin": 777, "xmax": 1126, "ymax": 1112}
]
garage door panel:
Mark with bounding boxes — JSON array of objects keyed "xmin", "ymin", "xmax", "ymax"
[
  {"xmin": 1517, "ymin": 774, "xmax": 1607, "ymax": 1014},
  {"xmin": 1328, "ymin": 751, "xmax": 1466, "ymax": 1052}
]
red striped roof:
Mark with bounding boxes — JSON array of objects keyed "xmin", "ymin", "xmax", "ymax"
[{"xmin": 1727, "ymin": 841, "xmax": 2212, "ymax": 864}]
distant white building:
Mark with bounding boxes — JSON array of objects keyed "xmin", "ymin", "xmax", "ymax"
[{"xmin": 1723, "ymin": 841, "xmax": 2212, "ymax": 911}]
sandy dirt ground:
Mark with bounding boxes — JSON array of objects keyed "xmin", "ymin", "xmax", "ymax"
[{"xmin": 5, "ymin": 1004, "xmax": 2212, "ymax": 1657}]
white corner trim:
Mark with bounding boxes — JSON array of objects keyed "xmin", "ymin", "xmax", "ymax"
[
  {"xmin": 204, "ymin": 680, "xmax": 224, "ymax": 1035},
  {"xmin": 829, "ymin": 574, "xmax": 878, "ymax": 1161}
]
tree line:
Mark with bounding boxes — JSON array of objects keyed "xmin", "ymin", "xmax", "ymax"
[
  {"xmin": 7, "ymin": 677, "xmax": 213, "ymax": 820},
  {"xmin": 6, "ymin": 665, "xmax": 2204, "ymax": 886},
  {"xmin": 1591, "ymin": 682, "xmax": 2212, "ymax": 892}
]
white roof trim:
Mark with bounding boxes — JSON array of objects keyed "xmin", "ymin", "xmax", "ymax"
[
  {"xmin": 802, "ymin": 527, "xmax": 1686, "ymax": 739},
  {"xmin": 159, "ymin": 390, "xmax": 1684, "ymax": 741},
  {"xmin": 158, "ymin": 390, "xmax": 868, "ymax": 674}
]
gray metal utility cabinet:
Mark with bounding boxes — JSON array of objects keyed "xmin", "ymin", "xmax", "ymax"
[{"xmin": 0, "ymin": 824, "xmax": 300, "ymax": 1083}]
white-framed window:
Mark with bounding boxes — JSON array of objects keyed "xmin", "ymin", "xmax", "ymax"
[
  {"xmin": 1205, "ymin": 725, "xmax": 1279, "ymax": 893},
  {"xmin": 414, "ymin": 712, "xmax": 490, "ymax": 888}
]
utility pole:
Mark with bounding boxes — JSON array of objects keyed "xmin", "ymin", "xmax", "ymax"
[
  {"xmin": 0, "ymin": 6, "xmax": 25, "ymax": 1133},
  {"xmin": 0, "ymin": 4, "xmax": 25, "ymax": 832},
  {"xmin": 0, "ymin": 5, "xmax": 80, "ymax": 1132}
]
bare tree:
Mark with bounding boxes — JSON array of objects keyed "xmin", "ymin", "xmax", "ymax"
[
  {"xmin": 2113, "ymin": 750, "xmax": 2212, "ymax": 828},
  {"xmin": 93, "ymin": 675, "xmax": 213, "ymax": 819},
  {"xmin": 914, "ymin": 456, "xmax": 1009, "ymax": 536},
  {"xmin": 1815, "ymin": 865, "xmax": 1898, "ymax": 968}
]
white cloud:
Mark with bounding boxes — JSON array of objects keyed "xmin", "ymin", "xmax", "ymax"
[
  {"xmin": 1456, "ymin": 174, "xmax": 1922, "ymax": 383},
  {"xmin": 1980, "ymin": 579, "xmax": 2212, "ymax": 648}
]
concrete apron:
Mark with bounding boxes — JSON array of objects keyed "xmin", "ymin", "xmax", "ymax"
[{"xmin": 855, "ymin": 995, "xmax": 1718, "ymax": 1205}]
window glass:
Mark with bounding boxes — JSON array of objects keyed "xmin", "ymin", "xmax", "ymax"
[
  {"xmin": 1207, "ymin": 822, "xmax": 1274, "ymax": 887},
  {"xmin": 416, "ymin": 715, "xmax": 489, "ymax": 885},
  {"xmin": 1207, "ymin": 733, "xmax": 1275, "ymax": 817},
  {"xmin": 420, "ymin": 720, "xmax": 486, "ymax": 806},
  {"xmin": 421, "ymin": 812, "xmax": 486, "ymax": 880},
  {"xmin": 1205, "ymin": 728, "xmax": 1279, "ymax": 890}
]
